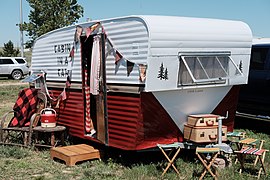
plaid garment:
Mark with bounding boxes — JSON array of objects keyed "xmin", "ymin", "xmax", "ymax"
[{"xmin": 9, "ymin": 88, "xmax": 38, "ymax": 127}]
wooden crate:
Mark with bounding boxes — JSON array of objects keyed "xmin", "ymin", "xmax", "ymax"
[
  {"xmin": 50, "ymin": 144, "xmax": 101, "ymax": 166},
  {"xmin": 184, "ymin": 124, "xmax": 227, "ymax": 143},
  {"xmin": 187, "ymin": 114, "xmax": 219, "ymax": 127}
]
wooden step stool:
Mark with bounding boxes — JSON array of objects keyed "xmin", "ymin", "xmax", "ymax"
[{"xmin": 50, "ymin": 144, "xmax": 101, "ymax": 166}]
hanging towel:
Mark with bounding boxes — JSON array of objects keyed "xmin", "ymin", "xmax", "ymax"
[{"xmin": 90, "ymin": 36, "xmax": 101, "ymax": 95}]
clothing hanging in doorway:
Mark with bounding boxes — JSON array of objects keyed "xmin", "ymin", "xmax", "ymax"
[{"xmin": 90, "ymin": 36, "xmax": 101, "ymax": 95}]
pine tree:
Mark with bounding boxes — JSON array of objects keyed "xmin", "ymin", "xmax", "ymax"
[
  {"xmin": 239, "ymin": 60, "xmax": 243, "ymax": 73},
  {"xmin": 1, "ymin": 40, "xmax": 20, "ymax": 57},
  {"xmin": 164, "ymin": 68, "xmax": 169, "ymax": 80},
  {"xmin": 157, "ymin": 63, "xmax": 165, "ymax": 80}
]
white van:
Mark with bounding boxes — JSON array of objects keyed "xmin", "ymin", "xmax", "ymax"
[{"xmin": 0, "ymin": 57, "xmax": 29, "ymax": 79}]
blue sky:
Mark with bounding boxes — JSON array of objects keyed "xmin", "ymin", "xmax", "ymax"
[{"xmin": 1, "ymin": 0, "xmax": 270, "ymax": 47}]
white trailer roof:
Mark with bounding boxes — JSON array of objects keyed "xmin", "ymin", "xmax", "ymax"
[{"xmin": 139, "ymin": 15, "xmax": 252, "ymax": 56}]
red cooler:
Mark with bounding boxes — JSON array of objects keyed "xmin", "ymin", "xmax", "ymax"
[{"xmin": 40, "ymin": 108, "xmax": 57, "ymax": 128}]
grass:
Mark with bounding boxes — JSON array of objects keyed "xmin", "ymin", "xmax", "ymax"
[
  {"xmin": 0, "ymin": 81, "xmax": 270, "ymax": 179},
  {"xmin": 0, "ymin": 80, "xmax": 28, "ymax": 115}
]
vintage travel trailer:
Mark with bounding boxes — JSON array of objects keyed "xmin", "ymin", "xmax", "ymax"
[{"xmin": 30, "ymin": 15, "xmax": 252, "ymax": 150}]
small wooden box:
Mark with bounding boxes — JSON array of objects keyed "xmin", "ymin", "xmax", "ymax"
[
  {"xmin": 183, "ymin": 124, "xmax": 227, "ymax": 143},
  {"xmin": 187, "ymin": 114, "xmax": 219, "ymax": 127},
  {"xmin": 50, "ymin": 144, "xmax": 101, "ymax": 166}
]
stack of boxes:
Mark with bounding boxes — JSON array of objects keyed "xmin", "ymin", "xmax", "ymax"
[{"xmin": 183, "ymin": 114, "xmax": 227, "ymax": 143}]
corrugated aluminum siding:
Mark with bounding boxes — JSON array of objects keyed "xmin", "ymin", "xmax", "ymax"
[
  {"xmin": 50, "ymin": 88, "xmax": 85, "ymax": 137},
  {"xmin": 32, "ymin": 27, "xmax": 83, "ymax": 82},
  {"xmin": 102, "ymin": 19, "xmax": 149, "ymax": 84},
  {"xmin": 107, "ymin": 93, "xmax": 141, "ymax": 150},
  {"xmin": 32, "ymin": 16, "xmax": 149, "ymax": 86}
]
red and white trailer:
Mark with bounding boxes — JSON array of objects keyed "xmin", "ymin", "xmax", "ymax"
[{"xmin": 30, "ymin": 15, "xmax": 252, "ymax": 150}]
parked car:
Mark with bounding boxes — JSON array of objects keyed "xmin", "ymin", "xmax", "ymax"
[
  {"xmin": 237, "ymin": 38, "xmax": 270, "ymax": 121},
  {"xmin": 0, "ymin": 57, "xmax": 29, "ymax": 80}
]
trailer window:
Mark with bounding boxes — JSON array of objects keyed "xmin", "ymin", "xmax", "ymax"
[{"xmin": 178, "ymin": 52, "xmax": 242, "ymax": 86}]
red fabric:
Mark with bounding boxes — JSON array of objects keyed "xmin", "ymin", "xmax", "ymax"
[
  {"xmin": 115, "ymin": 50, "xmax": 122, "ymax": 64},
  {"xmin": 9, "ymin": 88, "xmax": 38, "ymax": 127},
  {"xmin": 60, "ymin": 88, "xmax": 67, "ymax": 101},
  {"xmin": 239, "ymin": 147, "xmax": 266, "ymax": 155},
  {"xmin": 85, "ymin": 27, "xmax": 92, "ymax": 38},
  {"xmin": 127, "ymin": 60, "xmax": 135, "ymax": 76},
  {"xmin": 69, "ymin": 46, "xmax": 75, "ymax": 57}
]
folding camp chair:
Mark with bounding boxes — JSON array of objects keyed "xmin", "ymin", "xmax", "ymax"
[
  {"xmin": 227, "ymin": 131, "xmax": 246, "ymax": 141},
  {"xmin": 233, "ymin": 138, "xmax": 264, "ymax": 165},
  {"xmin": 196, "ymin": 147, "xmax": 220, "ymax": 180},
  {"xmin": 0, "ymin": 88, "xmax": 47, "ymax": 147},
  {"xmin": 157, "ymin": 142, "xmax": 184, "ymax": 176},
  {"xmin": 234, "ymin": 147, "xmax": 268, "ymax": 178}
]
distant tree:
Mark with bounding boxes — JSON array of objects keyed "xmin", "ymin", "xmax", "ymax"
[
  {"xmin": 0, "ymin": 40, "xmax": 20, "ymax": 57},
  {"xmin": 22, "ymin": 0, "xmax": 84, "ymax": 47}
]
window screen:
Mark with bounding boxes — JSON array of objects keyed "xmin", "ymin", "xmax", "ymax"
[{"xmin": 178, "ymin": 52, "xmax": 242, "ymax": 86}]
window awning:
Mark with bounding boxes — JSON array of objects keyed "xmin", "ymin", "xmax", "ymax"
[{"xmin": 22, "ymin": 74, "xmax": 41, "ymax": 83}]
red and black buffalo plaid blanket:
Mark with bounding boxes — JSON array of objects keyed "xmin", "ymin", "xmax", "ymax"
[{"xmin": 9, "ymin": 88, "xmax": 38, "ymax": 127}]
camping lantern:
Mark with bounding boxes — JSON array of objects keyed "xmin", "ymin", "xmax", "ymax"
[{"xmin": 40, "ymin": 108, "xmax": 57, "ymax": 128}]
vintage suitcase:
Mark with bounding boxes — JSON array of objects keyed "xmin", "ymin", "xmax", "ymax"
[
  {"xmin": 187, "ymin": 114, "xmax": 219, "ymax": 127},
  {"xmin": 183, "ymin": 124, "xmax": 227, "ymax": 143}
]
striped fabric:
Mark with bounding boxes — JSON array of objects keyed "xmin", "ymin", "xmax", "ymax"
[
  {"xmin": 237, "ymin": 147, "xmax": 266, "ymax": 156},
  {"xmin": 84, "ymin": 69, "xmax": 94, "ymax": 133}
]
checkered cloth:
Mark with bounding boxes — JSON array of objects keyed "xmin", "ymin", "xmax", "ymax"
[{"xmin": 9, "ymin": 88, "xmax": 38, "ymax": 127}]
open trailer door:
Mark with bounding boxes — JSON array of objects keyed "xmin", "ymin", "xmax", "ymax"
[
  {"xmin": 81, "ymin": 30, "xmax": 108, "ymax": 144},
  {"xmin": 96, "ymin": 34, "xmax": 108, "ymax": 144}
]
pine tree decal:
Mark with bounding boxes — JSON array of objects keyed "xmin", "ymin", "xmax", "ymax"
[
  {"xmin": 157, "ymin": 63, "xmax": 165, "ymax": 80},
  {"xmin": 239, "ymin": 60, "xmax": 243, "ymax": 73},
  {"xmin": 157, "ymin": 63, "xmax": 169, "ymax": 80},
  {"xmin": 164, "ymin": 68, "xmax": 169, "ymax": 80}
]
